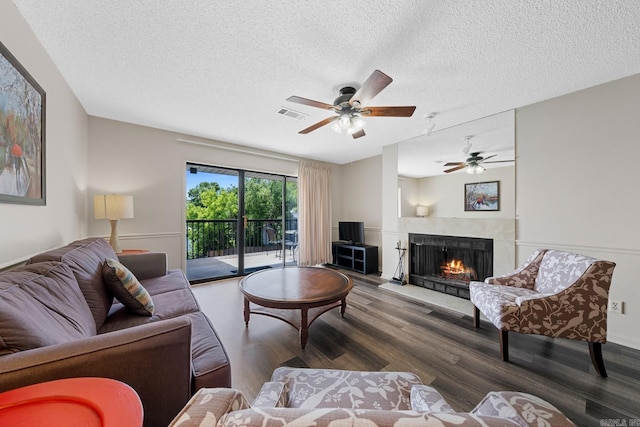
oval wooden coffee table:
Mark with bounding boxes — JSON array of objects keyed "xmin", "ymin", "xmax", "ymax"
[{"xmin": 239, "ymin": 266, "xmax": 353, "ymax": 349}]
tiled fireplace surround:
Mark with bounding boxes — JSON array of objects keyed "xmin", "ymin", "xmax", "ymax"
[{"xmin": 398, "ymin": 217, "xmax": 516, "ymax": 288}]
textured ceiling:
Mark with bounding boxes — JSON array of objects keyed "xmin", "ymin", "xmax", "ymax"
[
  {"xmin": 399, "ymin": 109, "xmax": 515, "ymax": 178},
  {"xmin": 11, "ymin": 1, "xmax": 640, "ymax": 176}
]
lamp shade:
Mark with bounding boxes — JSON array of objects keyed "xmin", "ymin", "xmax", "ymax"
[
  {"xmin": 416, "ymin": 206, "xmax": 429, "ymax": 217},
  {"xmin": 94, "ymin": 195, "xmax": 134, "ymax": 220}
]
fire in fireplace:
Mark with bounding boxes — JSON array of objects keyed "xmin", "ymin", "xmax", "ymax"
[
  {"xmin": 409, "ymin": 234, "xmax": 493, "ymax": 299},
  {"xmin": 440, "ymin": 259, "xmax": 477, "ymax": 281}
]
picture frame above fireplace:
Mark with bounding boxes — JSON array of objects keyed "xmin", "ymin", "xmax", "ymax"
[{"xmin": 465, "ymin": 181, "xmax": 499, "ymax": 211}]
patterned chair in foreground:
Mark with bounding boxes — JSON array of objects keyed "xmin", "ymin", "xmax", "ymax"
[
  {"xmin": 170, "ymin": 367, "xmax": 575, "ymax": 426},
  {"xmin": 470, "ymin": 249, "xmax": 616, "ymax": 377}
]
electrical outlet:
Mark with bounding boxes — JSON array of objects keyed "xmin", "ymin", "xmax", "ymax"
[{"xmin": 610, "ymin": 300, "xmax": 624, "ymax": 314}]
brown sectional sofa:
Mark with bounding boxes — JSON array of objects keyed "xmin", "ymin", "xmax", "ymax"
[{"xmin": 0, "ymin": 237, "xmax": 231, "ymax": 427}]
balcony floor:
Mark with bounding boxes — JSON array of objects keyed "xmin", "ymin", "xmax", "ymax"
[{"xmin": 186, "ymin": 249, "xmax": 297, "ymax": 282}]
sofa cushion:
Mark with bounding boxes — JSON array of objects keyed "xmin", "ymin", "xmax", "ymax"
[
  {"xmin": 270, "ymin": 367, "xmax": 421, "ymax": 410},
  {"xmin": 99, "ymin": 287, "xmax": 201, "ymax": 333},
  {"xmin": 188, "ymin": 312, "xmax": 232, "ymax": 391},
  {"xmin": 469, "ymin": 282, "xmax": 540, "ymax": 331},
  {"xmin": 0, "ymin": 262, "xmax": 96, "ymax": 355},
  {"xmin": 102, "ymin": 258, "xmax": 155, "ymax": 316},
  {"xmin": 140, "ymin": 269, "xmax": 192, "ymax": 297},
  {"xmin": 29, "ymin": 237, "xmax": 117, "ymax": 329}
]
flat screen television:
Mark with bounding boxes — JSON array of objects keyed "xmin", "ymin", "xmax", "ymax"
[{"xmin": 338, "ymin": 221, "xmax": 365, "ymax": 244}]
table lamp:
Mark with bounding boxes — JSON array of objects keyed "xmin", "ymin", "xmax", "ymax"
[
  {"xmin": 94, "ymin": 194, "xmax": 134, "ymax": 253},
  {"xmin": 416, "ymin": 206, "xmax": 429, "ymax": 217}
]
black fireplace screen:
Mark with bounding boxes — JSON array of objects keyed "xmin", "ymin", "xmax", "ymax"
[{"xmin": 409, "ymin": 234, "xmax": 493, "ymax": 299}]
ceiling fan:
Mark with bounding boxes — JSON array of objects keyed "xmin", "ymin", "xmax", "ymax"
[
  {"xmin": 444, "ymin": 152, "xmax": 514, "ymax": 174},
  {"xmin": 286, "ymin": 70, "xmax": 416, "ymax": 139}
]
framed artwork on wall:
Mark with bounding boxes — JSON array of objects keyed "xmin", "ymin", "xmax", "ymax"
[
  {"xmin": 0, "ymin": 41, "xmax": 46, "ymax": 205},
  {"xmin": 465, "ymin": 181, "xmax": 499, "ymax": 211}
]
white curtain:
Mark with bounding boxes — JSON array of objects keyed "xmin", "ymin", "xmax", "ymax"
[{"xmin": 297, "ymin": 160, "xmax": 333, "ymax": 266}]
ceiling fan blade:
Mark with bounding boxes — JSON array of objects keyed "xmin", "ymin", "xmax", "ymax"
[
  {"xmin": 287, "ymin": 96, "xmax": 335, "ymax": 110},
  {"xmin": 352, "ymin": 129, "xmax": 366, "ymax": 139},
  {"xmin": 443, "ymin": 162, "xmax": 464, "ymax": 167},
  {"xmin": 484, "ymin": 160, "xmax": 514, "ymax": 164},
  {"xmin": 298, "ymin": 116, "xmax": 338, "ymax": 134},
  {"xmin": 479, "ymin": 154, "xmax": 497, "ymax": 162},
  {"xmin": 444, "ymin": 165, "xmax": 467, "ymax": 173},
  {"xmin": 361, "ymin": 106, "xmax": 416, "ymax": 117},
  {"xmin": 350, "ymin": 70, "xmax": 393, "ymax": 107}
]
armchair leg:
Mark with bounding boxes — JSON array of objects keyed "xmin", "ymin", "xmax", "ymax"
[
  {"xmin": 473, "ymin": 306, "xmax": 480, "ymax": 328},
  {"xmin": 499, "ymin": 330, "xmax": 509, "ymax": 362},
  {"xmin": 589, "ymin": 342, "xmax": 608, "ymax": 378}
]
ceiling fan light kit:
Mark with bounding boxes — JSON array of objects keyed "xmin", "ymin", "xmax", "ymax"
[
  {"xmin": 331, "ymin": 113, "xmax": 365, "ymax": 135},
  {"xmin": 287, "ymin": 70, "xmax": 416, "ymax": 139},
  {"xmin": 466, "ymin": 164, "xmax": 485, "ymax": 174}
]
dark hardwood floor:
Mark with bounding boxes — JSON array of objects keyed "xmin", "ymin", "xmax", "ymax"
[{"xmin": 192, "ymin": 269, "xmax": 640, "ymax": 426}]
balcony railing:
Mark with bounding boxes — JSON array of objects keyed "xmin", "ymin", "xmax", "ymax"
[{"xmin": 186, "ymin": 218, "xmax": 298, "ymax": 260}]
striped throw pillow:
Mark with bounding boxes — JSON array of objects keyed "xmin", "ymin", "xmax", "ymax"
[{"xmin": 102, "ymin": 258, "xmax": 155, "ymax": 316}]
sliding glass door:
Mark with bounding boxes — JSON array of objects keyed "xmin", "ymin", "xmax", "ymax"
[
  {"xmin": 284, "ymin": 178, "xmax": 299, "ymax": 264},
  {"xmin": 185, "ymin": 163, "xmax": 297, "ymax": 283},
  {"xmin": 185, "ymin": 165, "xmax": 240, "ymax": 282}
]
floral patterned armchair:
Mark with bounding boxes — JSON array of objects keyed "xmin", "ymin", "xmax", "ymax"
[
  {"xmin": 170, "ymin": 367, "xmax": 575, "ymax": 426},
  {"xmin": 470, "ymin": 249, "xmax": 616, "ymax": 377}
]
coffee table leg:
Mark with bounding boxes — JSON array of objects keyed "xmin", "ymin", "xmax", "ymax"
[
  {"xmin": 300, "ymin": 307, "xmax": 309, "ymax": 349},
  {"xmin": 340, "ymin": 298, "xmax": 347, "ymax": 318},
  {"xmin": 243, "ymin": 297, "xmax": 250, "ymax": 326}
]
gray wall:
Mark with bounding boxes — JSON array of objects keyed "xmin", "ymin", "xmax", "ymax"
[
  {"xmin": 412, "ymin": 166, "xmax": 515, "ymax": 218},
  {"xmin": 0, "ymin": 1, "xmax": 89, "ymax": 268},
  {"xmin": 88, "ymin": 117, "xmax": 301, "ymax": 270},
  {"xmin": 336, "ymin": 155, "xmax": 383, "ymax": 251},
  {"xmin": 515, "ymin": 73, "xmax": 640, "ymax": 349}
]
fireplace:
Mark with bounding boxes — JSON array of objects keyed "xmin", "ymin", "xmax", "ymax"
[{"xmin": 409, "ymin": 234, "xmax": 493, "ymax": 299}]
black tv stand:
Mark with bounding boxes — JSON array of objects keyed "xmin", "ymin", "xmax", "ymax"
[
  {"xmin": 331, "ymin": 242, "xmax": 378, "ymax": 275},
  {"xmin": 336, "ymin": 240, "xmax": 364, "ymax": 246}
]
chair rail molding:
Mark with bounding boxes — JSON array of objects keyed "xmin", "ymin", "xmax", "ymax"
[
  {"xmin": 116, "ymin": 232, "xmax": 183, "ymax": 241},
  {"xmin": 517, "ymin": 240, "xmax": 640, "ymax": 256}
]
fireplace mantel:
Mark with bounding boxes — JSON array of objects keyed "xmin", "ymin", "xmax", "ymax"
[{"xmin": 399, "ymin": 217, "xmax": 516, "ymax": 277}]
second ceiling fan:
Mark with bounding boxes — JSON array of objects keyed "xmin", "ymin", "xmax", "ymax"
[
  {"xmin": 444, "ymin": 152, "xmax": 514, "ymax": 174},
  {"xmin": 287, "ymin": 70, "xmax": 416, "ymax": 139}
]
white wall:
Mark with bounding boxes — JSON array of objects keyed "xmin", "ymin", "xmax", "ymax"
[
  {"xmin": 516, "ymin": 73, "xmax": 640, "ymax": 349},
  {"xmin": 329, "ymin": 162, "xmax": 343, "ymax": 242},
  {"xmin": 88, "ymin": 117, "xmax": 300, "ymax": 270},
  {"xmin": 381, "ymin": 144, "xmax": 401, "ymax": 279},
  {"xmin": 0, "ymin": 2, "xmax": 89, "ymax": 268},
  {"xmin": 414, "ymin": 166, "xmax": 515, "ymax": 218},
  {"xmin": 336, "ymin": 156, "xmax": 382, "ymax": 251},
  {"xmin": 398, "ymin": 176, "xmax": 418, "ymax": 218}
]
